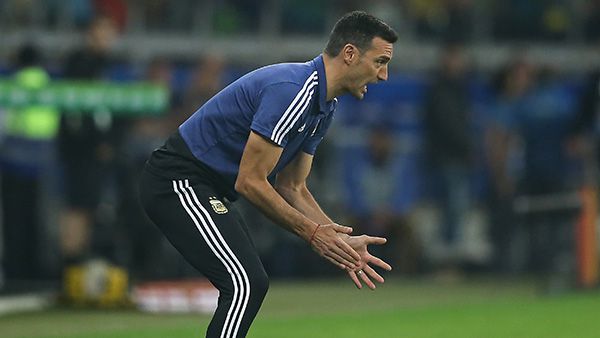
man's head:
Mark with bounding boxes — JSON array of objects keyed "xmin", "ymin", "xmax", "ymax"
[
  {"xmin": 87, "ymin": 16, "xmax": 117, "ymax": 53},
  {"xmin": 440, "ymin": 43, "xmax": 467, "ymax": 79},
  {"xmin": 324, "ymin": 11, "xmax": 398, "ymax": 99}
]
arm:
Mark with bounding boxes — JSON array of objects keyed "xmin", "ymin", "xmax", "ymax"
[
  {"xmin": 275, "ymin": 149, "xmax": 392, "ymax": 290},
  {"xmin": 274, "ymin": 151, "xmax": 332, "ymax": 224},
  {"xmin": 235, "ymin": 131, "xmax": 360, "ymax": 269}
]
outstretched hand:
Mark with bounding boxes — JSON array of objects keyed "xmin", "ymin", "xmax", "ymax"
[
  {"xmin": 340, "ymin": 234, "xmax": 392, "ymax": 290},
  {"xmin": 309, "ymin": 223, "xmax": 361, "ymax": 270}
]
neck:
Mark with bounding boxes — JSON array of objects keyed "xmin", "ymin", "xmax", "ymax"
[{"xmin": 322, "ymin": 53, "xmax": 345, "ymax": 101}]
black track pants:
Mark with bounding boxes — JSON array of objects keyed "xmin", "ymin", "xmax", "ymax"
[{"xmin": 139, "ymin": 169, "xmax": 268, "ymax": 338}]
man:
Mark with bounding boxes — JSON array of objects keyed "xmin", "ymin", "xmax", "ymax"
[
  {"xmin": 58, "ymin": 15, "xmax": 119, "ymax": 267},
  {"xmin": 1, "ymin": 44, "xmax": 59, "ymax": 285},
  {"xmin": 139, "ymin": 11, "xmax": 397, "ymax": 337},
  {"xmin": 423, "ymin": 43, "xmax": 472, "ymax": 263}
]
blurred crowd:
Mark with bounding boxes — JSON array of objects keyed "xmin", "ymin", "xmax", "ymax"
[
  {"xmin": 1, "ymin": 1, "xmax": 600, "ymax": 292},
  {"xmin": 3, "ymin": 0, "xmax": 600, "ymax": 42}
]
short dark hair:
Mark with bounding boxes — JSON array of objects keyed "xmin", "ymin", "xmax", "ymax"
[{"xmin": 324, "ymin": 11, "xmax": 398, "ymax": 57}]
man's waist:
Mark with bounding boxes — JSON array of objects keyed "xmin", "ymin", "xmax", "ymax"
[{"xmin": 147, "ymin": 131, "xmax": 238, "ymax": 200}]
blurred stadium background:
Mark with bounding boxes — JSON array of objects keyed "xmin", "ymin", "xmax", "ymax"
[{"xmin": 1, "ymin": 0, "xmax": 600, "ymax": 337}]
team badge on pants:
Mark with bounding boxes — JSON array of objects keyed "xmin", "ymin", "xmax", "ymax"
[{"xmin": 209, "ymin": 197, "xmax": 228, "ymax": 214}]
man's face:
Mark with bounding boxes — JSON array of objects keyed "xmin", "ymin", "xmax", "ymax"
[
  {"xmin": 89, "ymin": 17, "xmax": 117, "ymax": 52},
  {"xmin": 344, "ymin": 37, "xmax": 393, "ymax": 100}
]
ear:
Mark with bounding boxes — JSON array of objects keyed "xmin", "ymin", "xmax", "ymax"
[{"xmin": 342, "ymin": 44, "xmax": 358, "ymax": 65}]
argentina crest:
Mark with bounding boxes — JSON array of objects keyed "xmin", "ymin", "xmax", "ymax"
[{"xmin": 209, "ymin": 197, "xmax": 228, "ymax": 214}]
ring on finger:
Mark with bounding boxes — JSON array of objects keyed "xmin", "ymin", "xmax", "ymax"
[{"xmin": 357, "ymin": 270, "xmax": 363, "ymax": 275}]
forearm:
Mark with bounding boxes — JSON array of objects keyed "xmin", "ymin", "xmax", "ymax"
[
  {"xmin": 236, "ymin": 178, "xmax": 317, "ymax": 241},
  {"xmin": 235, "ymin": 132, "xmax": 359, "ymax": 269},
  {"xmin": 276, "ymin": 185, "xmax": 333, "ymax": 225}
]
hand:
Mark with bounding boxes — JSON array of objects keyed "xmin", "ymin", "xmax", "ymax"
[
  {"xmin": 310, "ymin": 223, "xmax": 361, "ymax": 270},
  {"xmin": 341, "ymin": 234, "xmax": 392, "ymax": 290}
]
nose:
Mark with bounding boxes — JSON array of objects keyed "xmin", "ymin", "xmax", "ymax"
[{"xmin": 377, "ymin": 65, "xmax": 388, "ymax": 82}]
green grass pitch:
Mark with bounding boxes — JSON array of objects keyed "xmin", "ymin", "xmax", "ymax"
[{"xmin": 1, "ymin": 278, "xmax": 599, "ymax": 338}]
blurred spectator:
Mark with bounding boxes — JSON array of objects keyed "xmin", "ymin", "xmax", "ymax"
[
  {"xmin": 489, "ymin": 61, "xmax": 583, "ymax": 279},
  {"xmin": 179, "ymin": 54, "xmax": 227, "ymax": 124},
  {"xmin": 485, "ymin": 57, "xmax": 535, "ymax": 272},
  {"xmin": 516, "ymin": 68, "xmax": 581, "ymax": 194},
  {"xmin": 0, "ymin": 44, "xmax": 59, "ymax": 285},
  {"xmin": 422, "ymin": 43, "xmax": 473, "ymax": 263},
  {"xmin": 115, "ymin": 58, "xmax": 183, "ymax": 280},
  {"xmin": 57, "ymin": 15, "xmax": 120, "ymax": 268},
  {"xmin": 341, "ymin": 124, "xmax": 422, "ymax": 273}
]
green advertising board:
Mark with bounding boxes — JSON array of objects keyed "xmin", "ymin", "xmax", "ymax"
[{"xmin": 0, "ymin": 80, "xmax": 169, "ymax": 116}]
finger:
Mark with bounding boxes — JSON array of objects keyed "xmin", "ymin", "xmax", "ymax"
[
  {"xmin": 326, "ymin": 250, "xmax": 357, "ymax": 270},
  {"xmin": 323, "ymin": 250, "xmax": 352, "ymax": 269},
  {"xmin": 363, "ymin": 265, "xmax": 384, "ymax": 284},
  {"xmin": 358, "ymin": 270, "xmax": 376, "ymax": 290},
  {"xmin": 332, "ymin": 224, "xmax": 353, "ymax": 234},
  {"xmin": 335, "ymin": 238, "xmax": 361, "ymax": 262},
  {"xmin": 365, "ymin": 236, "xmax": 387, "ymax": 245},
  {"xmin": 369, "ymin": 254, "xmax": 392, "ymax": 271},
  {"xmin": 348, "ymin": 270, "xmax": 362, "ymax": 289},
  {"xmin": 332, "ymin": 242, "xmax": 360, "ymax": 267},
  {"xmin": 323, "ymin": 255, "xmax": 347, "ymax": 270}
]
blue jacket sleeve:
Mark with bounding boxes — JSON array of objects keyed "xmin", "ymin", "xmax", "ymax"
[
  {"xmin": 302, "ymin": 113, "xmax": 334, "ymax": 155},
  {"xmin": 251, "ymin": 81, "xmax": 311, "ymax": 147}
]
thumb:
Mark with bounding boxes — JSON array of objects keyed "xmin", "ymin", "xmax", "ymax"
[
  {"xmin": 366, "ymin": 236, "xmax": 387, "ymax": 245},
  {"xmin": 332, "ymin": 224, "xmax": 353, "ymax": 234}
]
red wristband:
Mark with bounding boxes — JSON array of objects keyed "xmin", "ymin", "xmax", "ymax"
[{"xmin": 309, "ymin": 224, "xmax": 321, "ymax": 245}]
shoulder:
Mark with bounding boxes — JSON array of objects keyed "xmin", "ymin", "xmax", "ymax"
[{"xmin": 243, "ymin": 61, "xmax": 317, "ymax": 91}]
